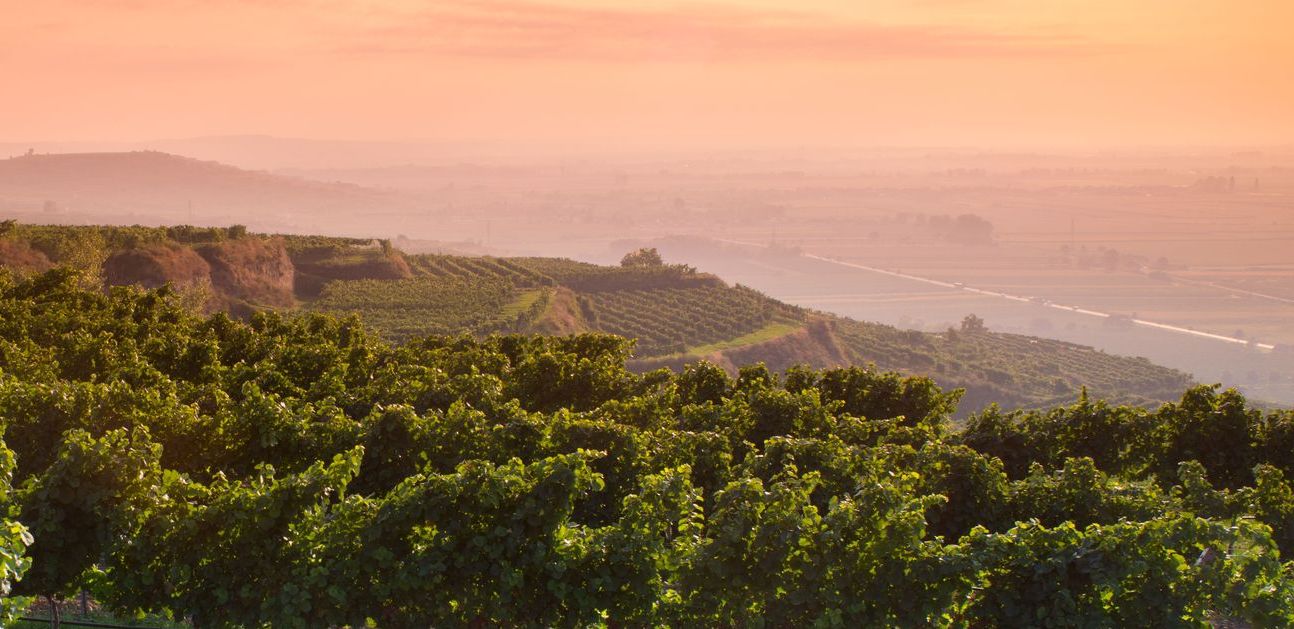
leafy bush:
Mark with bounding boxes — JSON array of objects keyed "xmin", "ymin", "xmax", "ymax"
[{"xmin": 0, "ymin": 269, "xmax": 1288, "ymax": 625}]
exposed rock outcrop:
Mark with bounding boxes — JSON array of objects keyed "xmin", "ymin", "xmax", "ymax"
[
  {"xmin": 197, "ymin": 237, "xmax": 295, "ymax": 307},
  {"xmin": 103, "ymin": 243, "xmax": 211, "ymax": 289},
  {"xmin": 0, "ymin": 239, "xmax": 54, "ymax": 274}
]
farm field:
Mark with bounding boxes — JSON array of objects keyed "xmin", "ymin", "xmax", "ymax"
[
  {"xmin": 846, "ymin": 263, "xmax": 1294, "ymax": 348},
  {"xmin": 705, "ymin": 180, "xmax": 1294, "ymax": 347}
]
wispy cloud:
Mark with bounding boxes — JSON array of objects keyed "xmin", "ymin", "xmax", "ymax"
[{"xmin": 334, "ymin": 1, "xmax": 1107, "ymax": 62}]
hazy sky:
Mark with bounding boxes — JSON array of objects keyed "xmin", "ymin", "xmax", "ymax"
[{"xmin": 4, "ymin": 0, "xmax": 1293, "ymax": 151}]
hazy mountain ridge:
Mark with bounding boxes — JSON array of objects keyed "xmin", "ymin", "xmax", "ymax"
[{"xmin": 0, "ymin": 151, "xmax": 408, "ymax": 230}]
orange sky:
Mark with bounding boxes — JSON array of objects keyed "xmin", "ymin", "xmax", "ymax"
[{"xmin": 3, "ymin": 0, "xmax": 1293, "ymax": 151}]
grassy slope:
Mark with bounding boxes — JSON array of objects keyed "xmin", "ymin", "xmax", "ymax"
[
  {"xmin": 685, "ymin": 322, "xmax": 804, "ymax": 356},
  {"xmin": 500, "ymin": 289, "xmax": 547, "ymax": 317}
]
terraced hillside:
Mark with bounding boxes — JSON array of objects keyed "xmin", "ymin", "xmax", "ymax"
[
  {"xmin": 308, "ymin": 277, "xmax": 549, "ymax": 341},
  {"xmin": 0, "ymin": 222, "xmax": 1196, "ymax": 412},
  {"xmin": 407, "ymin": 254, "xmax": 551, "ymax": 287},
  {"xmin": 580, "ymin": 285, "xmax": 804, "ymax": 356}
]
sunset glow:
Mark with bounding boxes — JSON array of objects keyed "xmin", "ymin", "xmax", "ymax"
[{"xmin": 4, "ymin": 0, "xmax": 1293, "ymax": 149}]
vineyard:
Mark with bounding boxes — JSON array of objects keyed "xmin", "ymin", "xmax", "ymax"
[
  {"xmin": 583, "ymin": 285, "xmax": 804, "ymax": 356},
  {"xmin": 505, "ymin": 256, "xmax": 602, "ymax": 280},
  {"xmin": 834, "ymin": 317, "xmax": 1194, "ymax": 411},
  {"xmin": 308, "ymin": 277, "xmax": 548, "ymax": 341},
  {"xmin": 407, "ymin": 253, "xmax": 551, "ymax": 287},
  {"xmin": 509, "ymin": 256, "xmax": 721, "ymax": 292},
  {"xmin": 0, "ymin": 270, "xmax": 1291, "ymax": 626},
  {"xmin": 0, "ymin": 223, "xmax": 1201, "ymax": 412},
  {"xmin": 297, "ymin": 247, "xmax": 805, "ymax": 359}
]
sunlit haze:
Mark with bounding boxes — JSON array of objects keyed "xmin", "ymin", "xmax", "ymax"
[{"xmin": 4, "ymin": 0, "xmax": 1294, "ymax": 150}]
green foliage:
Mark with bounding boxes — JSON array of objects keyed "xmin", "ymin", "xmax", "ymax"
[
  {"xmin": 101, "ymin": 449, "xmax": 364, "ymax": 627},
  {"xmin": 906, "ymin": 442, "xmax": 1010, "ymax": 541},
  {"xmin": 0, "ymin": 433, "xmax": 33, "ymax": 622},
  {"xmin": 620, "ymin": 247, "xmax": 663, "ymax": 267},
  {"xmin": 15, "ymin": 428, "xmax": 161, "ymax": 599},
  {"xmin": 676, "ymin": 360, "xmax": 731, "ymax": 404},
  {"xmin": 959, "ymin": 385, "xmax": 1286, "ymax": 489},
  {"xmin": 960, "ymin": 393, "xmax": 1146, "ymax": 479},
  {"xmin": 1007, "ymin": 457, "xmax": 1169, "ymax": 528},
  {"xmin": 1236, "ymin": 465, "xmax": 1294, "ymax": 555},
  {"xmin": 959, "ymin": 516, "xmax": 1294, "ymax": 627},
  {"xmin": 817, "ymin": 365, "xmax": 961, "ymax": 429},
  {"xmin": 0, "ymin": 269, "xmax": 1288, "ymax": 625},
  {"xmin": 1150, "ymin": 385, "xmax": 1261, "ymax": 489}
]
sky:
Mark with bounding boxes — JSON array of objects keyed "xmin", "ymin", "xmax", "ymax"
[{"xmin": 3, "ymin": 0, "xmax": 1293, "ymax": 152}]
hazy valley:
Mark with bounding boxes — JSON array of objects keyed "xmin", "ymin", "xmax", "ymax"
[{"xmin": 4, "ymin": 144, "xmax": 1290, "ymax": 406}]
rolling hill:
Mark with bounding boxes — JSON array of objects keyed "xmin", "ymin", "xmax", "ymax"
[
  {"xmin": 0, "ymin": 222, "xmax": 1195, "ymax": 415},
  {"xmin": 0, "ymin": 151, "xmax": 406, "ymax": 230}
]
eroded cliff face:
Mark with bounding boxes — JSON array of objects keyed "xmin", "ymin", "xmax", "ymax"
[
  {"xmin": 197, "ymin": 237, "xmax": 296, "ymax": 308},
  {"xmin": 0, "ymin": 240, "xmax": 53, "ymax": 275},
  {"xmin": 103, "ymin": 243, "xmax": 211, "ymax": 290}
]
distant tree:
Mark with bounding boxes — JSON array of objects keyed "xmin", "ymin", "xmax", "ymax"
[
  {"xmin": 961, "ymin": 314, "xmax": 986, "ymax": 334},
  {"xmin": 620, "ymin": 247, "xmax": 663, "ymax": 267},
  {"xmin": 226, "ymin": 224, "xmax": 248, "ymax": 240},
  {"xmin": 1102, "ymin": 249, "xmax": 1120, "ymax": 272},
  {"xmin": 931, "ymin": 214, "xmax": 995, "ymax": 245}
]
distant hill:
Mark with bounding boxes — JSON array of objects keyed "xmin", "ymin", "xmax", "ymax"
[
  {"xmin": 0, "ymin": 135, "xmax": 488, "ymax": 170},
  {"xmin": 0, "ymin": 151, "xmax": 406, "ymax": 229},
  {"xmin": 0, "ymin": 222, "xmax": 1195, "ymax": 415}
]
